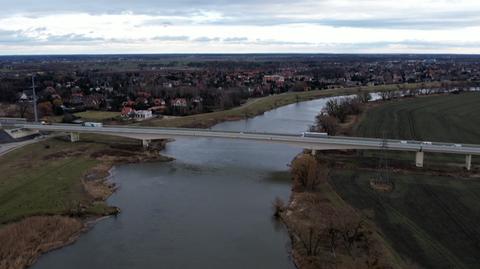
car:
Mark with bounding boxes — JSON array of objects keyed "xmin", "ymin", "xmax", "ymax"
[
  {"xmin": 400, "ymin": 140, "xmax": 408, "ymax": 144},
  {"xmin": 453, "ymin": 144, "xmax": 462, "ymax": 148},
  {"xmin": 422, "ymin": 141, "xmax": 433, "ymax": 145}
]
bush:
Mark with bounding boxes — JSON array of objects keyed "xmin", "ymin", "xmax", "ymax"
[
  {"xmin": 316, "ymin": 114, "xmax": 339, "ymax": 135},
  {"xmin": 324, "ymin": 97, "xmax": 363, "ymax": 123},
  {"xmin": 291, "ymin": 154, "xmax": 323, "ymax": 191}
]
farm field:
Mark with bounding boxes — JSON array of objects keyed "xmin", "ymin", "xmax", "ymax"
[
  {"xmin": 355, "ymin": 92, "xmax": 480, "ymax": 144},
  {"xmin": 330, "ymin": 171, "xmax": 480, "ymax": 269},
  {"xmin": 329, "ymin": 92, "xmax": 480, "ymax": 268}
]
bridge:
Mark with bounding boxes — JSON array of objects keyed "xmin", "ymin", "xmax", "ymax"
[{"xmin": 4, "ymin": 122, "xmax": 480, "ymax": 170}]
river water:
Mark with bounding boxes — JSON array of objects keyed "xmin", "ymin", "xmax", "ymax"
[{"xmin": 33, "ymin": 98, "xmax": 333, "ymax": 269}]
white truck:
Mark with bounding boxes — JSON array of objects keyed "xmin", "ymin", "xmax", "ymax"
[
  {"xmin": 83, "ymin": 122, "xmax": 103, "ymax": 127},
  {"xmin": 302, "ymin": 132, "xmax": 329, "ymax": 138}
]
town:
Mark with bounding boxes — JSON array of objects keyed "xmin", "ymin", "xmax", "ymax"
[{"xmin": 1, "ymin": 54, "xmax": 479, "ymax": 122}]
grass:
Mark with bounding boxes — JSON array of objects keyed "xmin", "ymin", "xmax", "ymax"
[
  {"xmin": 0, "ymin": 139, "xmax": 99, "ymax": 224},
  {"xmin": 352, "ymin": 92, "xmax": 480, "ymax": 169},
  {"xmin": 329, "ymin": 171, "xmax": 480, "ymax": 269},
  {"xmin": 326, "ymin": 91, "xmax": 480, "ymax": 268},
  {"xmin": 354, "ymin": 92, "xmax": 480, "ymax": 144},
  {"xmin": 74, "ymin": 110, "xmax": 120, "ymax": 121},
  {"xmin": 143, "ymin": 82, "xmax": 446, "ymax": 128},
  {"xmin": 0, "ymin": 134, "xmax": 144, "ymax": 224}
]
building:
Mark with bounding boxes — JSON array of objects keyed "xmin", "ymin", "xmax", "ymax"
[
  {"xmin": 133, "ymin": 110, "xmax": 153, "ymax": 120},
  {"xmin": 121, "ymin": 106, "xmax": 134, "ymax": 117},
  {"xmin": 263, "ymin": 75, "xmax": 285, "ymax": 84},
  {"xmin": 170, "ymin": 98, "xmax": 187, "ymax": 108}
]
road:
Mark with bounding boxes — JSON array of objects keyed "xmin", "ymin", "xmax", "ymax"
[
  {"xmin": 0, "ymin": 133, "xmax": 64, "ymax": 157},
  {"xmin": 0, "ymin": 138, "xmax": 40, "ymax": 156}
]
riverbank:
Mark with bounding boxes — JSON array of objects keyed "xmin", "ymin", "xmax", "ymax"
[
  {"xmin": 0, "ymin": 134, "xmax": 173, "ymax": 269},
  {"xmin": 141, "ymin": 81, "xmax": 455, "ymax": 128},
  {"xmin": 278, "ymin": 153, "xmax": 404, "ymax": 269}
]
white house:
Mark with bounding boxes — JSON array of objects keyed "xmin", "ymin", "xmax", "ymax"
[{"xmin": 134, "ymin": 110, "xmax": 153, "ymax": 120}]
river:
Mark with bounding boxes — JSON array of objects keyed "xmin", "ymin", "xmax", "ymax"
[{"xmin": 32, "ymin": 98, "xmax": 334, "ymax": 269}]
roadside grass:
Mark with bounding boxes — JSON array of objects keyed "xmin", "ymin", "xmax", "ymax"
[
  {"xmin": 143, "ymin": 82, "xmax": 445, "ymax": 128},
  {"xmin": 74, "ymin": 110, "xmax": 120, "ymax": 122}
]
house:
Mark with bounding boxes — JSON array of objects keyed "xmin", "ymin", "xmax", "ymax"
[
  {"xmin": 121, "ymin": 106, "xmax": 134, "ymax": 117},
  {"xmin": 170, "ymin": 98, "xmax": 187, "ymax": 108},
  {"xmin": 122, "ymin": 100, "xmax": 136, "ymax": 108},
  {"xmin": 149, "ymin": 98, "xmax": 167, "ymax": 114},
  {"xmin": 192, "ymin": 97, "xmax": 203, "ymax": 104},
  {"xmin": 263, "ymin": 75, "xmax": 285, "ymax": 84},
  {"xmin": 133, "ymin": 110, "xmax": 153, "ymax": 120},
  {"xmin": 18, "ymin": 90, "xmax": 33, "ymax": 102},
  {"xmin": 70, "ymin": 93, "xmax": 84, "ymax": 106},
  {"xmin": 153, "ymin": 98, "xmax": 166, "ymax": 106}
]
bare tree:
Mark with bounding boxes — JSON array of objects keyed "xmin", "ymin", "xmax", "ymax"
[
  {"xmin": 316, "ymin": 114, "xmax": 339, "ymax": 135},
  {"xmin": 291, "ymin": 154, "xmax": 321, "ymax": 191}
]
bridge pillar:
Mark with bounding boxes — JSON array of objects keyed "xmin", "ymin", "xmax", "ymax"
[
  {"xmin": 70, "ymin": 132, "xmax": 80, "ymax": 142},
  {"xmin": 142, "ymin": 139, "xmax": 151, "ymax": 149},
  {"xmin": 466, "ymin": 155, "xmax": 472, "ymax": 171},
  {"xmin": 311, "ymin": 149, "xmax": 317, "ymax": 156},
  {"xmin": 415, "ymin": 151, "xmax": 424, "ymax": 168}
]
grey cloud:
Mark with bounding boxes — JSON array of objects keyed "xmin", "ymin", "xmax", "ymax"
[
  {"xmin": 152, "ymin": 35, "xmax": 190, "ymax": 41},
  {"xmin": 193, "ymin": 36, "xmax": 221, "ymax": 42},
  {"xmin": 223, "ymin": 37, "xmax": 248, "ymax": 43},
  {"xmin": 47, "ymin": 33, "xmax": 104, "ymax": 43},
  {"xmin": 0, "ymin": 30, "xmax": 35, "ymax": 43},
  {"xmin": 2, "ymin": 0, "xmax": 480, "ymax": 30}
]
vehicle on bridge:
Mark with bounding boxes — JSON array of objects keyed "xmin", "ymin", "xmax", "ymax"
[
  {"xmin": 83, "ymin": 122, "xmax": 103, "ymax": 127},
  {"xmin": 302, "ymin": 131, "xmax": 329, "ymax": 138}
]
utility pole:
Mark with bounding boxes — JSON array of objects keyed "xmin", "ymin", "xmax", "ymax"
[{"xmin": 32, "ymin": 75, "xmax": 38, "ymax": 122}]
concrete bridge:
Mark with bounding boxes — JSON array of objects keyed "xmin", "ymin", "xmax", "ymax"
[{"xmin": 6, "ymin": 122, "xmax": 480, "ymax": 171}]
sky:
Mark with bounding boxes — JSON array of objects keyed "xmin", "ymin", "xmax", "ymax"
[{"xmin": 1, "ymin": 0, "xmax": 480, "ymax": 54}]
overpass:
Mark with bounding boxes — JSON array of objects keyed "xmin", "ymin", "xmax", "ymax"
[{"xmin": 5, "ymin": 122, "xmax": 480, "ymax": 170}]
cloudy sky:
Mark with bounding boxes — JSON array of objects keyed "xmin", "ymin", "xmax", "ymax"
[{"xmin": 1, "ymin": 0, "xmax": 480, "ymax": 54}]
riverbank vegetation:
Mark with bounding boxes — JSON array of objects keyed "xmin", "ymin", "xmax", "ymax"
[
  {"xmin": 280, "ymin": 154, "xmax": 404, "ymax": 269},
  {"xmin": 0, "ymin": 134, "xmax": 172, "ymax": 269}
]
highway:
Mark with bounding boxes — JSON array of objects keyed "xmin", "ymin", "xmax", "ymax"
[{"xmin": 8, "ymin": 122, "xmax": 480, "ymax": 156}]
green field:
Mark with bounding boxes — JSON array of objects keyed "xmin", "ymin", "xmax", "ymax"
[
  {"xmin": 329, "ymin": 92, "xmax": 480, "ymax": 268},
  {"xmin": 0, "ymin": 134, "xmax": 144, "ymax": 224},
  {"xmin": 355, "ymin": 92, "xmax": 480, "ymax": 144},
  {"xmin": 330, "ymin": 171, "xmax": 480, "ymax": 269}
]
